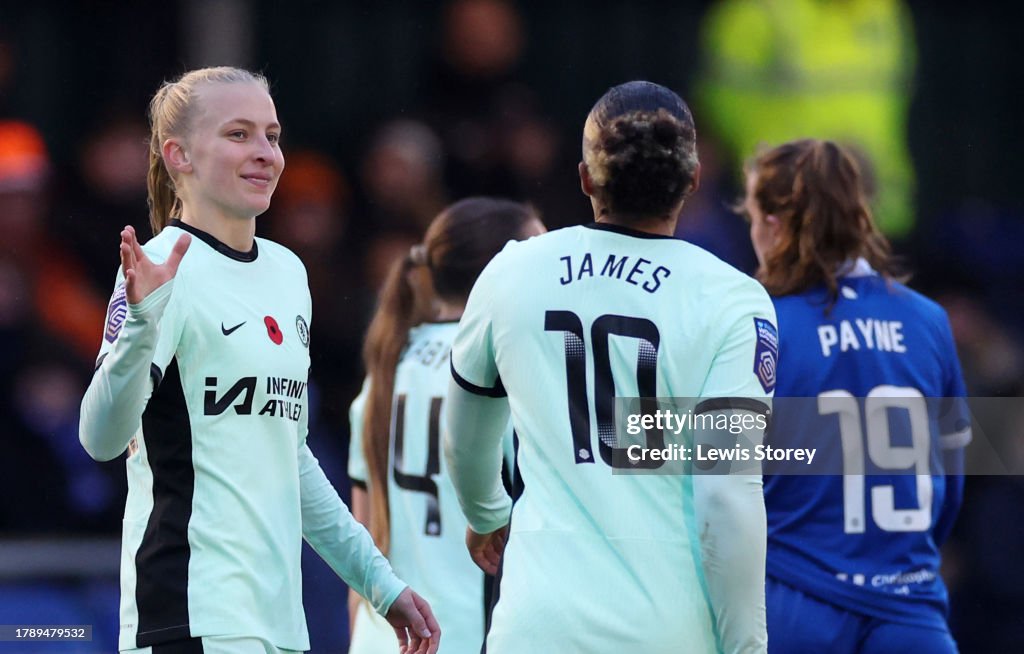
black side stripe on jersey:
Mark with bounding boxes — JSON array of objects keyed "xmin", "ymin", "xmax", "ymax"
[
  {"xmin": 135, "ymin": 358, "xmax": 195, "ymax": 647},
  {"xmin": 694, "ymin": 397, "xmax": 771, "ymax": 416},
  {"xmin": 152, "ymin": 637, "xmax": 204, "ymax": 654},
  {"xmin": 94, "ymin": 353, "xmax": 108, "ymax": 372},
  {"xmin": 450, "ymin": 359, "xmax": 507, "ymax": 398}
]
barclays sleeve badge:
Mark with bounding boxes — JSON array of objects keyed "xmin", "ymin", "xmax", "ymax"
[
  {"xmin": 753, "ymin": 317, "xmax": 778, "ymax": 393},
  {"xmin": 104, "ymin": 282, "xmax": 128, "ymax": 343}
]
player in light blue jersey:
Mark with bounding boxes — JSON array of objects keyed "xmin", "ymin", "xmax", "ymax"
[
  {"xmin": 78, "ymin": 67, "xmax": 439, "ymax": 654},
  {"xmin": 347, "ymin": 197, "xmax": 544, "ymax": 654},
  {"xmin": 445, "ymin": 81, "xmax": 776, "ymax": 653},
  {"xmin": 742, "ymin": 139, "xmax": 969, "ymax": 653}
]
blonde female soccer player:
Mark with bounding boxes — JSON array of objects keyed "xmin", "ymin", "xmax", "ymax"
[{"xmin": 79, "ymin": 67, "xmax": 439, "ymax": 654}]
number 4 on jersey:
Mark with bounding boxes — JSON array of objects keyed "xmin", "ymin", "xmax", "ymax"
[{"xmin": 392, "ymin": 395, "xmax": 442, "ymax": 536}]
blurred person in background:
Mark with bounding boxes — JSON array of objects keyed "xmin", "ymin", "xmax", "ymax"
[
  {"xmin": 697, "ymin": 0, "xmax": 917, "ymax": 239},
  {"xmin": 358, "ymin": 119, "xmax": 448, "ymax": 237},
  {"xmin": 743, "ymin": 138, "xmax": 968, "ymax": 653},
  {"xmin": 348, "ymin": 197, "xmax": 543, "ymax": 654},
  {"xmin": 425, "ymin": 0, "xmax": 524, "ymax": 195},
  {"xmin": 0, "ymin": 119, "xmax": 108, "ymax": 365},
  {"xmin": 78, "ymin": 66, "xmax": 439, "ymax": 654},
  {"xmin": 494, "ymin": 87, "xmax": 586, "ymax": 231},
  {"xmin": 60, "ymin": 109, "xmax": 152, "ymax": 292},
  {"xmin": 674, "ymin": 134, "xmax": 757, "ymax": 272},
  {"xmin": 0, "ymin": 119, "xmax": 124, "ymax": 533}
]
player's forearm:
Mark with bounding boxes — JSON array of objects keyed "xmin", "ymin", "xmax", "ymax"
[
  {"xmin": 692, "ymin": 405, "xmax": 769, "ymax": 654},
  {"xmin": 694, "ymin": 471, "xmax": 768, "ymax": 654},
  {"xmin": 298, "ymin": 445, "xmax": 406, "ymax": 616},
  {"xmin": 79, "ymin": 280, "xmax": 172, "ymax": 461},
  {"xmin": 444, "ymin": 381, "xmax": 513, "ymax": 534}
]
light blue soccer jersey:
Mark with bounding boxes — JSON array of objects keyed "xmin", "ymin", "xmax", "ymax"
[
  {"xmin": 80, "ymin": 221, "xmax": 404, "ymax": 651},
  {"xmin": 765, "ymin": 263, "xmax": 970, "ymax": 629},
  {"xmin": 349, "ymin": 322, "xmax": 513, "ymax": 654},
  {"xmin": 450, "ymin": 223, "xmax": 776, "ymax": 653}
]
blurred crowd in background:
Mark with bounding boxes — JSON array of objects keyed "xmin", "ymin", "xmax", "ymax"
[{"xmin": 0, "ymin": 1, "xmax": 1021, "ymax": 651}]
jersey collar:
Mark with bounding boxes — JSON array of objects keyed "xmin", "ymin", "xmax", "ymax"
[
  {"xmin": 169, "ymin": 219, "xmax": 258, "ymax": 262},
  {"xmin": 837, "ymin": 257, "xmax": 876, "ymax": 278},
  {"xmin": 584, "ymin": 222, "xmax": 676, "ymax": 240}
]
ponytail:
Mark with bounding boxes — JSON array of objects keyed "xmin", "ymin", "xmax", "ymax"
[
  {"xmin": 146, "ymin": 118, "xmax": 180, "ymax": 234},
  {"xmin": 361, "ymin": 251, "xmax": 433, "ymax": 555}
]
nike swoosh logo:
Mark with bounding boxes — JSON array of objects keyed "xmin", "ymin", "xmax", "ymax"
[{"xmin": 221, "ymin": 321, "xmax": 246, "ymax": 336}]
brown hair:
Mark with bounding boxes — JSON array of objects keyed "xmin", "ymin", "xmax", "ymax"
[
  {"xmin": 583, "ymin": 81, "xmax": 699, "ymax": 220},
  {"xmin": 360, "ymin": 197, "xmax": 540, "ymax": 554},
  {"xmin": 747, "ymin": 139, "xmax": 902, "ymax": 302},
  {"xmin": 146, "ymin": 67, "xmax": 270, "ymax": 234}
]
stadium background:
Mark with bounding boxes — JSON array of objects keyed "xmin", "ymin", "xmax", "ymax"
[{"xmin": 0, "ymin": 1, "xmax": 1020, "ymax": 651}]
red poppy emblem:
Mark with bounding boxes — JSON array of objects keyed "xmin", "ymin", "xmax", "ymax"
[{"xmin": 265, "ymin": 316, "xmax": 284, "ymax": 345}]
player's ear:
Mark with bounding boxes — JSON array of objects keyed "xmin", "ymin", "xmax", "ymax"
[
  {"xmin": 163, "ymin": 138, "xmax": 192, "ymax": 174},
  {"xmin": 579, "ymin": 161, "xmax": 594, "ymax": 197},
  {"xmin": 688, "ymin": 162, "xmax": 702, "ymax": 197}
]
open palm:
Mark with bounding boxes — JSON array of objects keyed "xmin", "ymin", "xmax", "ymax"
[{"xmin": 119, "ymin": 225, "xmax": 191, "ymax": 304}]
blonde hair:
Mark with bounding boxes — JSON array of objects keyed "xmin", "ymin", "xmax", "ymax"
[{"xmin": 146, "ymin": 67, "xmax": 270, "ymax": 234}]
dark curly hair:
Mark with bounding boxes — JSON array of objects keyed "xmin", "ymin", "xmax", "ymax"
[{"xmin": 583, "ymin": 81, "xmax": 698, "ymax": 219}]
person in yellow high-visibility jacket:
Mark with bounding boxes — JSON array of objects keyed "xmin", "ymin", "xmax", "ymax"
[{"xmin": 697, "ymin": 0, "xmax": 917, "ymax": 238}]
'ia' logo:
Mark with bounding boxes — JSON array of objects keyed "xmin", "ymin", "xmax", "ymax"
[{"xmin": 204, "ymin": 377, "xmax": 257, "ymax": 415}]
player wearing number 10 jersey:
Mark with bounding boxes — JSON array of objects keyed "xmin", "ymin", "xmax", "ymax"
[
  {"xmin": 348, "ymin": 198, "xmax": 544, "ymax": 653},
  {"xmin": 743, "ymin": 139, "xmax": 970, "ymax": 653},
  {"xmin": 446, "ymin": 82, "xmax": 776, "ymax": 653}
]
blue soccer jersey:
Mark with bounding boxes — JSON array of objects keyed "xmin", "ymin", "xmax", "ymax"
[{"xmin": 765, "ymin": 262, "xmax": 970, "ymax": 629}]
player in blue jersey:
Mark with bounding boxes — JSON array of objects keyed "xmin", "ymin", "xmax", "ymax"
[
  {"xmin": 79, "ymin": 67, "xmax": 439, "ymax": 654},
  {"xmin": 445, "ymin": 81, "xmax": 776, "ymax": 653},
  {"xmin": 347, "ymin": 197, "xmax": 544, "ymax": 654},
  {"xmin": 742, "ymin": 138, "xmax": 969, "ymax": 653}
]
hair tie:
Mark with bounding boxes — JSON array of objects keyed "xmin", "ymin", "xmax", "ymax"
[{"xmin": 409, "ymin": 244, "xmax": 428, "ymax": 266}]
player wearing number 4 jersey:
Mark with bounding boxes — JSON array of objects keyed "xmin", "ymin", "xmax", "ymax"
[
  {"xmin": 742, "ymin": 139, "xmax": 970, "ymax": 653},
  {"xmin": 446, "ymin": 82, "xmax": 775, "ymax": 653},
  {"xmin": 348, "ymin": 198, "xmax": 544, "ymax": 654}
]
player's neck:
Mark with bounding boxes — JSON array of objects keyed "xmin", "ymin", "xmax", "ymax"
[
  {"xmin": 179, "ymin": 207, "xmax": 256, "ymax": 252},
  {"xmin": 435, "ymin": 300, "xmax": 464, "ymax": 322}
]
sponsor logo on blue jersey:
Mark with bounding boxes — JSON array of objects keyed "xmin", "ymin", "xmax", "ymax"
[{"xmin": 753, "ymin": 317, "xmax": 778, "ymax": 393}]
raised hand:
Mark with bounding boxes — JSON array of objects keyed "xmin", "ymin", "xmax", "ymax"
[
  {"xmin": 466, "ymin": 524, "xmax": 508, "ymax": 576},
  {"xmin": 385, "ymin": 587, "xmax": 441, "ymax": 654},
  {"xmin": 119, "ymin": 225, "xmax": 191, "ymax": 305}
]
